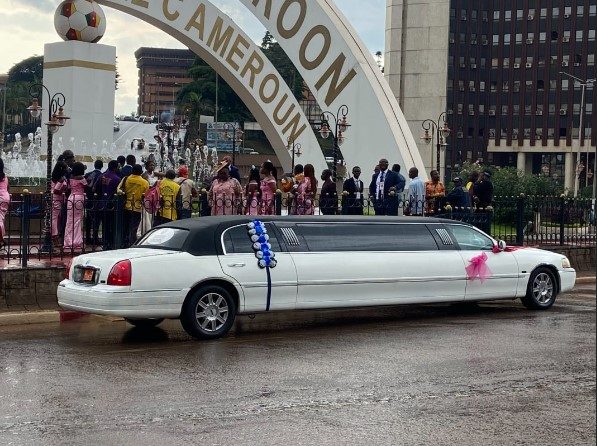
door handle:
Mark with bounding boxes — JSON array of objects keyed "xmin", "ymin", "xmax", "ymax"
[{"xmin": 228, "ymin": 263, "xmax": 246, "ymax": 267}]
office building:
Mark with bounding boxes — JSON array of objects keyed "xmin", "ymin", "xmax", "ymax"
[{"xmin": 386, "ymin": 0, "xmax": 596, "ymax": 191}]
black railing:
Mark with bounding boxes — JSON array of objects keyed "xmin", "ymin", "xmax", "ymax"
[{"xmin": 1, "ymin": 192, "xmax": 595, "ymax": 266}]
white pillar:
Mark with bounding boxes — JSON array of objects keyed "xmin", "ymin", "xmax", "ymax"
[
  {"xmin": 517, "ymin": 151, "xmax": 526, "ymax": 172},
  {"xmin": 44, "ymin": 41, "xmax": 116, "ymax": 160},
  {"xmin": 564, "ymin": 152, "xmax": 574, "ymax": 192}
]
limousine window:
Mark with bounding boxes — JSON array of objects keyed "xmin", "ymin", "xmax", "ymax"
[
  {"xmin": 447, "ymin": 224, "xmax": 494, "ymax": 250},
  {"xmin": 223, "ymin": 224, "xmax": 282, "ymax": 254},
  {"xmin": 295, "ymin": 223, "xmax": 438, "ymax": 252},
  {"xmin": 136, "ymin": 227, "xmax": 189, "ymax": 250}
]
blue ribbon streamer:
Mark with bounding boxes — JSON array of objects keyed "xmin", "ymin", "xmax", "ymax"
[{"xmin": 265, "ymin": 266, "xmax": 272, "ymax": 311}]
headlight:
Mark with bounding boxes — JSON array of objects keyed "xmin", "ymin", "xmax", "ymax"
[{"xmin": 562, "ymin": 257, "xmax": 571, "ymax": 269}]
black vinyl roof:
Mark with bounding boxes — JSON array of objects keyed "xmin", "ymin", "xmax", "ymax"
[{"xmin": 157, "ymin": 216, "xmax": 458, "ymax": 256}]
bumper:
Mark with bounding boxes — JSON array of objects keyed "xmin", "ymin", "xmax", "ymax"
[
  {"xmin": 559, "ymin": 269, "xmax": 577, "ymax": 293},
  {"xmin": 57, "ymin": 280, "xmax": 184, "ymax": 319}
]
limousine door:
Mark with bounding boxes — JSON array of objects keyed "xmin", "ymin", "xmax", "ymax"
[
  {"xmin": 282, "ymin": 223, "xmax": 466, "ymax": 308},
  {"xmin": 219, "ymin": 224, "xmax": 298, "ymax": 312},
  {"xmin": 446, "ymin": 224, "xmax": 520, "ymax": 300}
]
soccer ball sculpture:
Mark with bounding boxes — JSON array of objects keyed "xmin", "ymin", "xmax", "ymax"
[{"xmin": 54, "ymin": 0, "xmax": 106, "ymax": 43}]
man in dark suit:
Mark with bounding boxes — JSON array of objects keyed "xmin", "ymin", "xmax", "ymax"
[
  {"xmin": 342, "ymin": 166, "xmax": 364, "ymax": 215},
  {"xmin": 368, "ymin": 158, "xmax": 401, "ymax": 215}
]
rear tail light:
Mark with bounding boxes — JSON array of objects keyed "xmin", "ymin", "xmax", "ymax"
[
  {"xmin": 65, "ymin": 259, "xmax": 74, "ymax": 280},
  {"xmin": 107, "ymin": 260, "xmax": 132, "ymax": 286}
]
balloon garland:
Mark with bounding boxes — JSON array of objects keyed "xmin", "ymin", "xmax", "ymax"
[
  {"xmin": 247, "ymin": 220, "xmax": 277, "ymax": 269},
  {"xmin": 247, "ymin": 220, "xmax": 276, "ymax": 311}
]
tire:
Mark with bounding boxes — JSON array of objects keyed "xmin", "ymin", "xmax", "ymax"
[
  {"xmin": 124, "ymin": 318, "xmax": 164, "ymax": 328},
  {"xmin": 521, "ymin": 267, "xmax": 558, "ymax": 310},
  {"xmin": 180, "ymin": 285, "xmax": 236, "ymax": 340}
]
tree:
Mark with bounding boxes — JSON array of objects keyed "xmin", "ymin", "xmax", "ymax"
[
  {"xmin": 8, "ymin": 56, "xmax": 43, "ymax": 84},
  {"xmin": 261, "ymin": 33, "xmax": 304, "ymax": 101}
]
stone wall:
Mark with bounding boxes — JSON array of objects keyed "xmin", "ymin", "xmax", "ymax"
[{"xmin": 0, "ymin": 268, "xmax": 64, "ymax": 312}]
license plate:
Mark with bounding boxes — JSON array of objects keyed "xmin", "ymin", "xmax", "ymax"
[
  {"xmin": 83, "ymin": 269, "xmax": 94, "ymax": 282},
  {"xmin": 75, "ymin": 267, "xmax": 97, "ymax": 284}
]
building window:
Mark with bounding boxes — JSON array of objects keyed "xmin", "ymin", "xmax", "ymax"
[
  {"xmin": 551, "ymin": 31, "xmax": 559, "ymax": 40},
  {"xmin": 516, "ymin": 33, "xmax": 523, "ymax": 44},
  {"xmin": 479, "ymin": 81, "xmax": 486, "ymax": 91},
  {"xmin": 502, "ymin": 81, "xmax": 509, "ymax": 91},
  {"xmin": 589, "ymin": 30, "xmax": 595, "ymax": 41},
  {"xmin": 513, "ymin": 105, "xmax": 520, "ymax": 115},
  {"xmin": 513, "ymin": 81, "xmax": 521, "ymax": 92},
  {"xmin": 564, "ymin": 6, "xmax": 572, "ymax": 17},
  {"xmin": 539, "ymin": 32, "xmax": 546, "ymax": 42},
  {"xmin": 577, "ymin": 5, "xmax": 584, "ymax": 16},
  {"xmin": 461, "ymin": 9, "xmax": 467, "ymax": 20},
  {"xmin": 541, "ymin": 8, "xmax": 548, "ymax": 18},
  {"xmin": 562, "ymin": 79, "xmax": 569, "ymax": 91},
  {"xmin": 503, "ymin": 57, "xmax": 510, "ymax": 68},
  {"xmin": 504, "ymin": 33, "xmax": 511, "ymax": 44},
  {"xmin": 538, "ymin": 80, "xmax": 545, "ymax": 90},
  {"xmin": 505, "ymin": 10, "xmax": 511, "ymax": 21},
  {"xmin": 471, "ymin": 9, "xmax": 478, "ymax": 20},
  {"xmin": 591, "ymin": 5, "xmax": 597, "ymax": 16},
  {"xmin": 493, "ymin": 35, "xmax": 500, "ymax": 45},
  {"xmin": 577, "ymin": 30, "xmax": 584, "ymax": 41},
  {"xmin": 552, "ymin": 7, "xmax": 559, "ymax": 18},
  {"xmin": 538, "ymin": 57, "xmax": 546, "ymax": 66},
  {"xmin": 469, "ymin": 81, "xmax": 476, "ymax": 91},
  {"xmin": 588, "ymin": 54, "xmax": 595, "ymax": 65},
  {"xmin": 494, "ymin": 11, "xmax": 500, "ymax": 20},
  {"xmin": 492, "ymin": 58, "xmax": 499, "ymax": 68},
  {"xmin": 502, "ymin": 105, "xmax": 509, "ymax": 114}
]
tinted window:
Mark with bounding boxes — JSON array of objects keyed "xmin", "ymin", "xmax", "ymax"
[
  {"xmin": 296, "ymin": 223, "xmax": 438, "ymax": 252},
  {"xmin": 447, "ymin": 224, "xmax": 494, "ymax": 250},
  {"xmin": 223, "ymin": 224, "xmax": 282, "ymax": 254},
  {"xmin": 136, "ymin": 228, "xmax": 188, "ymax": 250}
]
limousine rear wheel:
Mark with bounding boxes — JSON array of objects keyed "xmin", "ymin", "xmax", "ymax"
[
  {"xmin": 181, "ymin": 285, "xmax": 237, "ymax": 340},
  {"xmin": 522, "ymin": 267, "xmax": 557, "ymax": 310}
]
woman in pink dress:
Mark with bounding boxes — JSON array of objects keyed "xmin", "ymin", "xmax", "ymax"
[
  {"xmin": 209, "ymin": 165, "xmax": 242, "ymax": 216},
  {"xmin": 63, "ymin": 162, "xmax": 87, "ymax": 250},
  {"xmin": 50, "ymin": 160, "xmax": 68, "ymax": 243},
  {"xmin": 296, "ymin": 163, "xmax": 317, "ymax": 215},
  {"xmin": 259, "ymin": 161, "xmax": 278, "ymax": 215},
  {"xmin": 244, "ymin": 166, "xmax": 261, "ymax": 215},
  {"xmin": 0, "ymin": 159, "xmax": 10, "ymax": 248}
]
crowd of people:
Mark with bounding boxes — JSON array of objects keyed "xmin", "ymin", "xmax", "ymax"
[{"xmin": 0, "ymin": 151, "xmax": 494, "ymax": 251}]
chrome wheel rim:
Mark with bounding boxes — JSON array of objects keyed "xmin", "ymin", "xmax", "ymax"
[
  {"xmin": 195, "ymin": 292, "xmax": 229, "ymax": 332},
  {"xmin": 532, "ymin": 273, "xmax": 554, "ymax": 304}
]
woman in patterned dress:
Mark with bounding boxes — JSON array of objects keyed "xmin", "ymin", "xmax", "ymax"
[
  {"xmin": 208, "ymin": 164, "xmax": 242, "ymax": 216},
  {"xmin": 296, "ymin": 163, "xmax": 317, "ymax": 215},
  {"xmin": 259, "ymin": 161, "xmax": 278, "ymax": 215},
  {"xmin": 63, "ymin": 162, "xmax": 88, "ymax": 250}
]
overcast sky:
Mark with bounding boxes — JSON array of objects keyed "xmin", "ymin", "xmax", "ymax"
[{"xmin": 0, "ymin": 0, "xmax": 386, "ymax": 115}]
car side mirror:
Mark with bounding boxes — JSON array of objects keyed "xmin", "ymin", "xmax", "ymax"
[{"xmin": 495, "ymin": 240, "xmax": 507, "ymax": 252}]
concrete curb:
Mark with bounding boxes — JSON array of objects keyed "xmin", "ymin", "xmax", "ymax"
[{"xmin": 575, "ymin": 276, "xmax": 596, "ymax": 285}]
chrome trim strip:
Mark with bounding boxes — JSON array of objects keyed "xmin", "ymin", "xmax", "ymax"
[
  {"xmin": 280, "ymin": 227, "xmax": 300, "ymax": 246},
  {"xmin": 435, "ymin": 228, "xmax": 454, "ymax": 245}
]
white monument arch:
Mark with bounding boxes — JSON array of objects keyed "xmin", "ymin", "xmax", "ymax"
[{"xmin": 94, "ymin": 0, "xmax": 425, "ymax": 176}]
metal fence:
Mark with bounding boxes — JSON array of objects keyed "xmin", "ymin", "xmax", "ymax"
[{"xmin": 1, "ymin": 191, "xmax": 595, "ymax": 266}]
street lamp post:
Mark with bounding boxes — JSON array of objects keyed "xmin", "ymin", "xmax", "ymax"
[
  {"xmin": 287, "ymin": 136, "xmax": 302, "ymax": 172},
  {"xmin": 27, "ymin": 84, "xmax": 70, "ymax": 252},
  {"xmin": 223, "ymin": 122, "xmax": 243, "ymax": 166},
  {"xmin": 559, "ymin": 72, "xmax": 596, "ymax": 197},
  {"xmin": 421, "ymin": 112, "xmax": 451, "ymax": 175},
  {"xmin": 318, "ymin": 105, "xmax": 350, "ymax": 182}
]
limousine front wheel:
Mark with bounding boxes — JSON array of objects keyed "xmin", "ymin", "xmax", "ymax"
[
  {"xmin": 181, "ymin": 286, "xmax": 237, "ymax": 340},
  {"xmin": 521, "ymin": 267, "xmax": 557, "ymax": 310}
]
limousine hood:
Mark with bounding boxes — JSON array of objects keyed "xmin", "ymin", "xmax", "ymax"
[{"xmin": 506, "ymin": 247, "xmax": 570, "ymax": 268}]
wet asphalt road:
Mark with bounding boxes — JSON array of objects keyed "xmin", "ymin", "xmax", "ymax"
[{"xmin": 0, "ymin": 290, "xmax": 595, "ymax": 446}]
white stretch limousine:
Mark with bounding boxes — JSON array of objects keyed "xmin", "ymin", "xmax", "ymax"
[{"xmin": 58, "ymin": 216, "xmax": 576, "ymax": 339}]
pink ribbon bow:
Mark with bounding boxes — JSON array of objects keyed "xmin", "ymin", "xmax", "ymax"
[{"xmin": 466, "ymin": 252, "xmax": 492, "ymax": 283}]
